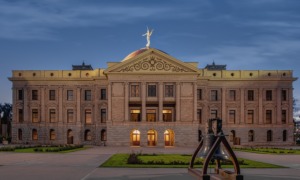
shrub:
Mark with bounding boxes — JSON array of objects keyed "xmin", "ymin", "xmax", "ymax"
[{"xmin": 127, "ymin": 152, "xmax": 143, "ymax": 164}]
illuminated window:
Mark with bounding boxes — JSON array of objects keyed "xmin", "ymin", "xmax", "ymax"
[
  {"xmin": 131, "ymin": 129, "xmax": 140, "ymax": 146},
  {"xmin": 130, "ymin": 109, "xmax": 141, "ymax": 122},
  {"xmin": 146, "ymin": 109, "xmax": 156, "ymax": 122},
  {"xmin": 163, "ymin": 109, "xmax": 172, "ymax": 122}
]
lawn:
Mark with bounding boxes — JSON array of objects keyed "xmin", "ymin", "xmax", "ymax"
[
  {"xmin": 233, "ymin": 147, "xmax": 300, "ymax": 155},
  {"xmin": 100, "ymin": 154, "xmax": 284, "ymax": 168},
  {"xmin": 0, "ymin": 145, "xmax": 87, "ymax": 153}
]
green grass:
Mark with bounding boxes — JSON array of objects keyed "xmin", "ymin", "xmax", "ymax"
[
  {"xmin": 100, "ymin": 154, "xmax": 284, "ymax": 168},
  {"xmin": 234, "ymin": 147, "xmax": 300, "ymax": 155}
]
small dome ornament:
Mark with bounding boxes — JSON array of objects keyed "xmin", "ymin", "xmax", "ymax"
[{"xmin": 142, "ymin": 27, "xmax": 154, "ymax": 49}]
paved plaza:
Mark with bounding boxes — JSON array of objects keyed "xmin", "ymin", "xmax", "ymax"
[{"xmin": 0, "ymin": 146, "xmax": 300, "ymax": 180}]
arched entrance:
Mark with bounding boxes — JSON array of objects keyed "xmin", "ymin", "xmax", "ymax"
[
  {"xmin": 147, "ymin": 129, "xmax": 157, "ymax": 146},
  {"xmin": 67, "ymin": 129, "xmax": 73, "ymax": 144},
  {"xmin": 131, "ymin": 129, "xmax": 140, "ymax": 146},
  {"xmin": 164, "ymin": 129, "xmax": 174, "ymax": 146},
  {"xmin": 229, "ymin": 130, "xmax": 235, "ymax": 143}
]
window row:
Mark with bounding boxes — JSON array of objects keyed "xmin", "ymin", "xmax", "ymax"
[
  {"xmin": 130, "ymin": 83, "xmax": 174, "ymax": 98},
  {"xmin": 130, "ymin": 129, "xmax": 175, "ymax": 146},
  {"xmin": 17, "ymin": 89, "xmax": 107, "ymax": 101},
  {"xmin": 196, "ymin": 109, "xmax": 288, "ymax": 124},
  {"xmin": 130, "ymin": 109, "xmax": 174, "ymax": 122},
  {"xmin": 18, "ymin": 108, "xmax": 107, "ymax": 123},
  {"xmin": 197, "ymin": 89, "xmax": 289, "ymax": 102},
  {"xmin": 18, "ymin": 129, "xmax": 107, "ymax": 142}
]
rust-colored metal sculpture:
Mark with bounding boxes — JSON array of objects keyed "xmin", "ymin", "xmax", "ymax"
[{"xmin": 188, "ymin": 118, "xmax": 243, "ymax": 180}]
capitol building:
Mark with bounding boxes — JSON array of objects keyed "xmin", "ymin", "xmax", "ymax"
[{"xmin": 9, "ymin": 45, "xmax": 297, "ymax": 147}]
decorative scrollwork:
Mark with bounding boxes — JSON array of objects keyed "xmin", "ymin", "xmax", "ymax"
[{"xmin": 118, "ymin": 56, "xmax": 189, "ymax": 72}]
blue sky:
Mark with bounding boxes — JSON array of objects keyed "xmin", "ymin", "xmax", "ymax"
[{"xmin": 0, "ymin": 0, "xmax": 300, "ymax": 114}]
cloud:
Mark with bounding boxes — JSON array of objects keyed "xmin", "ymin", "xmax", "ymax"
[{"xmin": 0, "ymin": 0, "xmax": 197, "ymax": 40}]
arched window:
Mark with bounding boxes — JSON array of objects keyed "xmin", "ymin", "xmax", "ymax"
[
  {"xmin": 248, "ymin": 130, "xmax": 254, "ymax": 142},
  {"xmin": 164, "ymin": 129, "xmax": 175, "ymax": 146},
  {"xmin": 101, "ymin": 129, "xmax": 107, "ymax": 141},
  {"xmin": 32, "ymin": 129, "xmax": 38, "ymax": 140},
  {"xmin": 18, "ymin": 129, "xmax": 22, "ymax": 141},
  {"xmin": 131, "ymin": 129, "xmax": 140, "ymax": 146},
  {"xmin": 267, "ymin": 130, "xmax": 272, "ymax": 142},
  {"xmin": 50, "ymin": 129, "xmax": 56, "ymax": 140},
  {"xmin": 147, "ymin": 129, "xmax": 157, "ymax": 146},
  {"xmin": 229, "ymin": 130, "xmax": 235, "ymax": 142},
  {"xmin": 283, "ymin": 130, "xmax": 287, "ymax": 142},
  {"xmin": 85, "ymin": 130, "xmax": 92, "ymax": 141}
]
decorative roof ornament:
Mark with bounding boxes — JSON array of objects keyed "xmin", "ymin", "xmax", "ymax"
[{"xmin": 142, "ymin": 27, "xmax": 154, "ymax": 49}]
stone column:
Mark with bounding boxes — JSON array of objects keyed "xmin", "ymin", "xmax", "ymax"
[
  {"xmin": 258, "ymin": 88, "xmax": 263, "ymax": 124},
  {"xmin": 176, "ymin": 82, "xmax": 181, "ymax": 122},
  {"xmin": 288, "ymin": 88, "xmax": 293, "ymax": 124},
  {"xmin": 41, "ymin": 87, "xmax": 45, "ymax": 123},
  {"xmin": 158, "ymin": 82, "xmax": 163, "ymax": 121},
  {"xmin": 221, "ymin": 88, "xmax": 226, "ymax": 123},
  {"xmin": 107, "ymin": 83, "xmax": 112, "ymax": 122},
  {"xmin": 193, "ymin": 83, "xmax": 197, "ymax": 122},
  {"xmin": 23, "ymin": 88, "xmax": 28, "ymax": 123},
  {"xmin": 124, "ymin": 83, "xmax": 129, "ymax": 121},
  {"xmin": 276, "ymin": 88, "xmax": 281, "ymax": 125},
  {"xmin": 141, "ymin": 82, "xmax": 146, "ymax": 121},
  {"xmin": 240, "ymin": 88, "xmax": 244, "ymax": 124},
  {"xmin": 59, "ymin": 87, "xmax": 63, "ymax": 124},
  {"xmin": 76, "ymin": 87, "xmax": 81, "ymax": 124}
]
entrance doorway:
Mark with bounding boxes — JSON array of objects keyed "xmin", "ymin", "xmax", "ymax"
[
  {"xmin": 164, "ymin": 129, "xmax": 174, "ymax": 146},
  {"xmin": 67, "ymin": 129, "xmax": 73, "ymax": 144},
  {"xmin": 147, "ymin": 130, "xmax": 157, "ymax": 146},
  {"xmin": 131, "ymin": 129, "xmax": 140, "ymax": 146}
]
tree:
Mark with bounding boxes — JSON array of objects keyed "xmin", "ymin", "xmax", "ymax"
[{"xmin": 0, "ymin": 103, "xmax": 12, "ymax": 139}]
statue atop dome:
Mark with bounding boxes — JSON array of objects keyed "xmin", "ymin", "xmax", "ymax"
[{"xmin": 142, "ymin": 27, "xmax": 154, "ymax": 49}]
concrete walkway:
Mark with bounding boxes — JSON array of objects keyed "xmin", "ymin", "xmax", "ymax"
[{"xmin": 0, "ymin": 146, "xmax": 300, "ymax": 179}]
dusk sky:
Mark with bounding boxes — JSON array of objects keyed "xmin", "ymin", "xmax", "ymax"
[{"xmin": 1, "ymin": 0, "xmax": 300, "ymax": 114}]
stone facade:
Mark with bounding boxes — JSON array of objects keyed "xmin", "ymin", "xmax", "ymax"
[{"xmin": 9, "ymin": 48, "xmax": 297, "ymax": 147}]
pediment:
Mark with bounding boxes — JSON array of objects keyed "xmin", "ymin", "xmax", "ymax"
[{"xmin": 104, "ymin": 48, "xmax": 199, "ymax": 74}]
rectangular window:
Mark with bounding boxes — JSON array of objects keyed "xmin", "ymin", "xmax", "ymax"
[
  {"xmin": 211, "ymin": 110, "xmax": 217, "ymax": 119},
  {"xmin": 148, "ymin": 85, "xmax": 157, "ymax": 97},
  {"xmin": 247, "ymin": 110, "xmax": 254, "ymax": 124},
  {"xmin": 32, "ymin": 109, "xmax": 39, "ymax": 123},
  {"xmin": 32, "ymin": 90, "xmax": 38, "ymax": 100},
  {"xmin": 130, "ymin": 109, "xmax": 141, "ymax": 122},
  {"xmin": 49, "ymin": 90, "xmax": 55, "ymax": 100},
  {"xmin": 197, "ymin": 109, "xmax": 202, "ymax": 123},
  {"xmin": 281, "ymin": 90, "xmax": 287, "ymax": 101},
  {"xmin": 146, "ymin": 109, "xmax": 156, "ymax": 122},
  {"xmin": 101, "ymin": 109, "xmax": 106, "ymax": 123},
  {"xmin": 163, "ymin": 109, "xmax": 173, "ymax": 122},
  {"xmin": 67, "ymin": 90, "xmax": 73, "ymax": 101},
  {"xmin": 211, "ymin": 90, "xmax": 218, "ymax": 101},
  {"xmin": 67, "ymin": 109, "xmax": 74, "ymax": 123},
  {"xmin": 197, "ymin": 89, "xmax": 202, "ymax": 100},
  {"xmin": 49, "ymin": 109, "xmax": 56, "ymax": 123},
  {"xmin": 165, "ymin": 85, "xmax": 174, "ymax": 97},
  {"xmin": 50, "ymin": 130, "xmax": 56, "ymax": 140},
  {"xmin": 229, "ymin": 110, "xmax": 236, "ymax": 123},
  {"xmin": 229, "ymin": 90, "xmax": 236, "ymax": 101},
  {"xmin": 282, "ymin": 110, "xmax": 287, "ymax": 124},
  {"xmin": 18, "ymin": 89, "xmax": 23, "ymax": 100},
  {"xmin": 248, "ymin": 90, "xmax": 254, "ymax": 101},
  {"xmin": 85, "ymin": 90, "xmax": 92, "ymax": 101},
  {"xmin": 100, "ymin": 89, "xmax": 107, "ymax": 100},
  {"xmin": 266, "ymin": 110, "xmax": 272, "ymax": 124},
  {"xmin": 18, "ymin": 109, "xmax": 24, "ymax": 123},
  {"xmin": 85, "ymin": 109, "xmax": 92, "ymax": 124},
  {"xmin": 266, "ymin": 90, "xmax": 272, "ymax": 101},
  {"xmin": 130, "ymin": 85, "xmax": 140, "ymax": 97}
]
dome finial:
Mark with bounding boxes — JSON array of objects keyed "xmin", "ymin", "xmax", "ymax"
[{"xmin": 142, "ymin": 27, "xmax": 154, "ymax": 49}]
